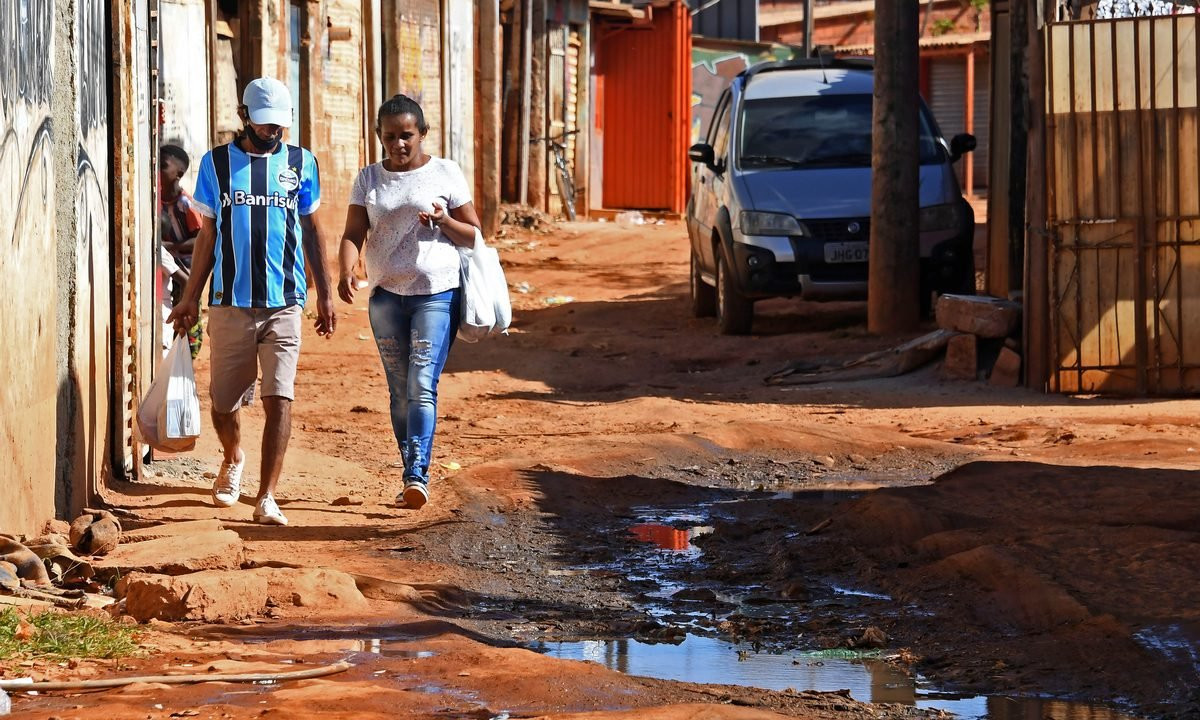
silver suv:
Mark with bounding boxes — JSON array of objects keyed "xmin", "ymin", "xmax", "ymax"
[{"xmin": 686, "ymin": 58, "xmax": 977, "ymax": 334}]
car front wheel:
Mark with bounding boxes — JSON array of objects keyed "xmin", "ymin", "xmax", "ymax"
[
  {"xmin": 716, "ymin": 252, "xmax": 753, "ymax": 335},
  {"xmin": 690, "ymin": 251, "xmax": 716, "ymax": 317}
]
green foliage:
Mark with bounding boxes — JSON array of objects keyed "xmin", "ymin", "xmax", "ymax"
[
  {"xmin": 932, "ymin": 18, "xmax": 957, "ymax": 36},
  {"xmin": 0, "ymin": 607, "xmax": 139, "ymax": 660}
]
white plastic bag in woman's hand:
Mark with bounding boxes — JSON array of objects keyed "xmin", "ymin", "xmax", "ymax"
[
  {"xmin": 137, "ymin": 335, "xmax": 201, "ymax": 452},
  {"xmin": 458, "ymin": 228, "xmax": 512, "ymax": 342}
]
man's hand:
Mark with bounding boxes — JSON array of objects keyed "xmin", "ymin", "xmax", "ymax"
[
  {"xmin": 314, "ymin": 295, "xmax": 337, "ymax": 338},
  {"xmin": 168, "ymin": 299, "xmax": 199, "ymax": 336},
  {"xmin": 337, "ymin": 273, "xmax": 357, "ymax": 304}
]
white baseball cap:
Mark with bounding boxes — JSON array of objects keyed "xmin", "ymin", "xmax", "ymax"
[{"xmin": 242, "ymin": 77, "xmax": 293, "ymax": 127}]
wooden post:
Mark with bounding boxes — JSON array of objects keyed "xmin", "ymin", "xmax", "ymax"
[
  {"xmin": 804, "ymin": 0, "xmax": 813, "ymax": 57},
  {"xmin": 478, "ymin": 0, "xmax": 502, "ymax": 235},
  {"xmin": 529, "ymin": 0, "xmax": 548, "ymax": 210},
  {"xmin": 519, "ymin": 0, "xmax": 533, "ymax": 205},
  {"xmin": 868, "ymin": 0, "xmax": 921, "ymax": 334},
  {"xmin": 575, "ymin": 15, "xmax": 590, "ymax": 216},
  {"xmin": 206, "ymin": 0, "xmax": 219, "ymax": 146},
  {"xmin": 964, "ymin": 46, "xmax": 975, "ymax": 198},
  {"xmin": 1023, "ymin": 2, "xmax": 1049, "ymax": 389}
]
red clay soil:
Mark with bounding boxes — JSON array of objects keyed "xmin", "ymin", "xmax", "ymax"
[{"xmin": 5, "ymin": 221, "xmax": 1200, "ymax": 719}]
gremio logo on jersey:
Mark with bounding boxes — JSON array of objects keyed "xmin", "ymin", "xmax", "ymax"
[{"xmin": 220, "ymin": 191, "xmax": 299, "ymax": 210}]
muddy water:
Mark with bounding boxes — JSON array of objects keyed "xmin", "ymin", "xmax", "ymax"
[
  {"xmin": 535, "ymin": 636, "xmax": 1141, "ymax": 720},
  {"xmin": 544, "ymin": 509, "xmax": 1145, "ymax": 720}
]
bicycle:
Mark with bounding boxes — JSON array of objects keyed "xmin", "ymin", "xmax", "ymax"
[{"xmin": 532, "ymin": 130, "xmax": 578, "ymax": 221}]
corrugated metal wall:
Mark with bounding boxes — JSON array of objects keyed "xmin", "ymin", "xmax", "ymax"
[
  {"xmin": 74, "ymin": 0, "xmax": 114, "ymax": 503},
  {"xmin": 159, "ymin": 0, "xmax": 211, "ymax": 192},
  {"xmin": 689, "ymin": 0, "xmax": 758, "ymax": 42},
  {"xmin": 596, "ymin": 0, "xmax": 691, "ymax": 213},
  {"xmin": 929, "ymin": 55, "xmax": 990, "ymax": 190}
]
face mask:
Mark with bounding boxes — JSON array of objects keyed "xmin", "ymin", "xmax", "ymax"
[{"xmin": 243, "ymin": 126, "xmax": 279, "ymax": 152}]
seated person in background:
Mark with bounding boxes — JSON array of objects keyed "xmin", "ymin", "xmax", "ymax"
[
  {"xmin": 159, "ymin": 143, "xmax": 205, "ymax": 357},
  {"xmin": 160, "ymin": 144, "xmax": 203, "ymax": 270}
]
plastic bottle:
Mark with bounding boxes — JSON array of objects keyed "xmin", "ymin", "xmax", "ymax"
[{"xmin": 0, "ymin": 687, "xmax": 11, "ymax": 715}]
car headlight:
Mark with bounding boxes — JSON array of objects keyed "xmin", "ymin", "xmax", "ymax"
[
  {"xmin": 739, "ymin": 211, "xmax": 802, "ymax": 236},
  {"xmin": 919, "ymin": 203, "xmax": 965, "ymax": 233}
]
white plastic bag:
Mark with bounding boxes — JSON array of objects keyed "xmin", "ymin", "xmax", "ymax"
[
  {"xmin": 137, "ymin": 335, "xmax": 201, "ymax": 452},
  {"xmin": 458, "ymin": 228, "xmax": 512, "ymax": 342}
]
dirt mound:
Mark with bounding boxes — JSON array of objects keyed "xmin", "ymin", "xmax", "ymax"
[{"xmin": 790, "ymin": 460, "xmax": 1200, "ymax": 712}]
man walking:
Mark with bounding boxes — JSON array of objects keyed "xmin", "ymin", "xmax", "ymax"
[{"xmin": 169, "ymin": 77, "xmax": 335, "ymax": 526}]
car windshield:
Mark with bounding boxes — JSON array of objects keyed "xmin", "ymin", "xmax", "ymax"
[{"xmin": 738, "ymin": 93, "xmax": 945, "ymax": 169}]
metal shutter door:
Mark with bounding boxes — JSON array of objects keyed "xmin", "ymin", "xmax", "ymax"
[{"xmin": 972, "ymin": 54, "xmax": 989, "ymax": 189}]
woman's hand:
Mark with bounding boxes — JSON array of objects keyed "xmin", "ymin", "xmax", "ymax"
[
  {"xmin": 418, "ymin": 203, "xmax": 447, "ymax": 230},
  {"xmin": 338, "ymin": 272, "xmax": 357, "ymax": 304}
]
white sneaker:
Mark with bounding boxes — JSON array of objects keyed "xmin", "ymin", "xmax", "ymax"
[
  {"xmin": 212, "ymin": 457, "xmax": 244, "ymax": 508},
  {"xmin": 253, "ymin": 494, "xmax": 288, "ymax": 526}
]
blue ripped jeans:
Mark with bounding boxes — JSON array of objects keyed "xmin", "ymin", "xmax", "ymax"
[{"xmin": 368, "ymin": 287, "xmax": 460, "ymax": 485}]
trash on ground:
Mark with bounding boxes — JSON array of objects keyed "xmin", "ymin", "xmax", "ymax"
[{"xmin": 615, "ymin": 211, "xmax": 645, "ymax": 227}]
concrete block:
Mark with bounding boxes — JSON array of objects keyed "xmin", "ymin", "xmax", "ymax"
[
  {"xmin": 989, "ymin": 347, "xmax": 1022, "ymax": 387},
  {"xmin": 941, "ymin": 333, "xmax": 978, "ymax": 381},
  {"xmin": 936, "ymin": 294, "xmax": 1021, "ymax": 339}
]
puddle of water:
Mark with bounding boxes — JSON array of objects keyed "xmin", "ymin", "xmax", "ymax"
[
  {"xmin": 535, "ymin": 635, "xmax": 1143, "ymax": 720},
  {"xmin": 1133, "ymin": 625, "xmax": 1200, "ymax": 675},
  {"xmin": 831, "ymin": 585, "xmax": 892, "ymax": 601},
  {"xmin": 356, "ymin": 638, "xmax": 438, "ymax": 659},
  {"xmin": 629, "ymin": 523, "xmax": 714, "ymax": 552}
]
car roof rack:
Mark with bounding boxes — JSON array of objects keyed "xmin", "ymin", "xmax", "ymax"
[{"xmin": 739, "ymin": 56, "xmax": 875, "ymax": 84}]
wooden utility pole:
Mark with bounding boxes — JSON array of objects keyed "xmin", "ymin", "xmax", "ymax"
[
  {"xmin": 519, "ymin": 0, "xmax": 533, "ymax": 205},
  {"xmin": 478, "ymin": 0, "xmax": 502, "ymax": 236},
  {"xmin": 1023, "ymin": 0, "xmax": 1050, "ymax": 390},
  {"xmin": 503, "ymin": 0, "xmax": 524, "ymax": 201},
  {"xmin": 803, "ymin": 0, "xmax": 813, "ymax": 57},
  {"xmin": 868, "ymin": 0, "xmax": 921, "ymax": 334},
  {"xmin": 528, "ymin": 0, "xmax": 548, "ymax": 210}
]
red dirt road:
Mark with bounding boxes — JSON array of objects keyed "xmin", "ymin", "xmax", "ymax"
[{"xmin": 7, "ymin": 220, "xmax": 1200, "ymax": 719}]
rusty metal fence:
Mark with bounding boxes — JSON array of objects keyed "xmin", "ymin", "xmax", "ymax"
[{"xmin": 1046, "ymin": 15, "xmax": 1200, "ymax": 394}]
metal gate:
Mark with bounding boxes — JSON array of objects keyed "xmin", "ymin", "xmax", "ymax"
[{"xmin": 1045, "ymin": 16, "xmax": 1200, "ymax": 394}]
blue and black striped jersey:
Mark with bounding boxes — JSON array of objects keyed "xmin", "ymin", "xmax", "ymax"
[{"xmin": 192, "ymin": 142, "xmax": 321, "ymax": 308}]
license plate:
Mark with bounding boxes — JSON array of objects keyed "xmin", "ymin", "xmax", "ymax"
[{"xmin": 824, "ymin": 242, "xmax": 869, "ymax": 264}]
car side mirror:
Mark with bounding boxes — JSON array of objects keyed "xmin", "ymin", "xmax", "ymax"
[
  {"xmin": 949, "ymin": 133, "xmax": 977, "ymax": 162},
  {"xmin": 689, "ymin": 142, "xmax": 717, "ymax": 171}
]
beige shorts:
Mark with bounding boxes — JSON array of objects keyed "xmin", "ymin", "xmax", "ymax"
[{"xmin": 207, "ymin": 306, "xmax": 302, "ymax": 413}]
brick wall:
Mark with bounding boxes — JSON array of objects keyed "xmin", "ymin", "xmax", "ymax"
[{"xmin": 761, "ymin": 0, "xmax": 991, "ymax": 48}]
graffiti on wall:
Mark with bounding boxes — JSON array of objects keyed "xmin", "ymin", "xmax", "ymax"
[
  {"xmin": 691, "ymin": 47, "xmax": 798, "ymax": 142},
  {"xmin": 1094, "ymin": 0, "xmax": 1195, "ymax": 17},
  {"xmin": 0, "ymin": 0, "xmax": 60, "ymax": 529}
]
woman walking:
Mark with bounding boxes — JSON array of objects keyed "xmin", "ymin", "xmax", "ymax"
[{"xmin": 339, "ymin": 94, "xmax": 482, "ymax": 509}]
